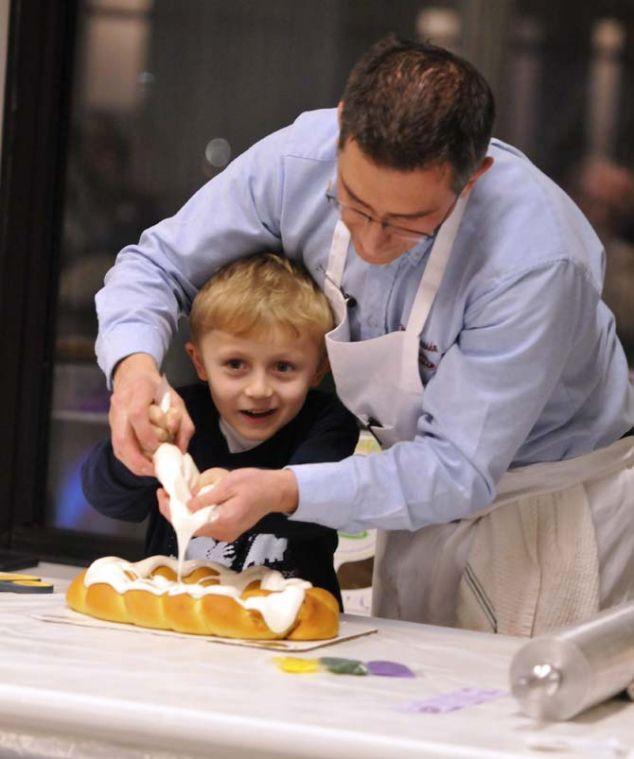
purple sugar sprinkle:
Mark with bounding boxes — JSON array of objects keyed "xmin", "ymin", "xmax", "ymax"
[
  {"xmin": 401, "ymin": 687, "xmax": 508, "ymax": 714},
  {"xmin": 366, "ymin": 660, "xmax": 415, "ymax": 678}
]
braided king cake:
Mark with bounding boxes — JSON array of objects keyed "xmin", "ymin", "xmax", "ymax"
[{"xmin": 66, "ymin": 555, "xmax": 340, "ymax": 640}]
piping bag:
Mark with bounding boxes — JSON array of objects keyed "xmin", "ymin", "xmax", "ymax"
[{"xmin": 152, "ymin": 376, "xmax": 218, "ymax": 579}]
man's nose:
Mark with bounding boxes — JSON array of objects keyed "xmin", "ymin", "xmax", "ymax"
[
  {"xmin": 358, "ymin": 219, "xmax": 390, "ymax": 254},
  {"xmin": 244, "ymin": 371, "xmax": 273, "ymax": 398}
]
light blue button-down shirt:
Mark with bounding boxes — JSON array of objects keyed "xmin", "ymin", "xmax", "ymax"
[{"xmin": 96, "ymin": 109, "xmax": 634, "ymax": 533}]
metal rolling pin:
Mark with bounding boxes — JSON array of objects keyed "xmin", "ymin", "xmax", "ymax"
[{"xmin": 510, "ymin": 602, "xmax": 634, "ymax": 720}]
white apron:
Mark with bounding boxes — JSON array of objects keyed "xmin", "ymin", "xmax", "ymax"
[{"xmin": 323, "ymin": 203, "xmax": 634, "ymax": 637}]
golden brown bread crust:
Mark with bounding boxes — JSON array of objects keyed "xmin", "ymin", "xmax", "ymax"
[{"xmin": 66, "ymin": 560, "xmax": 339, "ymax": 640}]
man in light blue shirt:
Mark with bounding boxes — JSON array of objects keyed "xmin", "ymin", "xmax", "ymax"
[{"xmin": 98, "ymin": 36, "xmax": 634, "ymax": 633}]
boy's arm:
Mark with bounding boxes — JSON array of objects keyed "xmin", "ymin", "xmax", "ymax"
[{"xmin": 81, "ymin": 440, "xmax": 159, "ymax": 523}]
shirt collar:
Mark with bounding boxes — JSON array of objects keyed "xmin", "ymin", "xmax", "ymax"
[
  {"xmin": 401, "ymin": 234, "xmax": 436, "ymax": 267},
  {"xmin": 218, "ymin": 417, "xmax": 261, "ymax": 453}
]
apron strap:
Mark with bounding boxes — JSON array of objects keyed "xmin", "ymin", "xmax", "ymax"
[
  {"xmin": 405, "ymin": 194, "xmax": 469, "ymax": 336},
  {"xmin": 325, "ymin": 193, "xmax": 470, "ymax": 341},
  {"xmin": 324, "ymin": 220, "xmax": 350, "ymax": 292},
  {"xmin": 323, "ymin": 219, "xmax": 351, "ymax": 321}
]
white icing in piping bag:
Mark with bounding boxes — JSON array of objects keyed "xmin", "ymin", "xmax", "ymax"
[{"xmin": 153, "ymin": 378, "xmax": 217, "ymax": 578}]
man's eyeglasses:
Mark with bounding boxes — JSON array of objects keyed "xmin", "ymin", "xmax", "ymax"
[
  {"xmin": 327, "ymin": 186, "xmax": 438, "ymax": 244},
  {"xmin": 325, "ymin": 182, "xmax": 461, "ymax": 244}
]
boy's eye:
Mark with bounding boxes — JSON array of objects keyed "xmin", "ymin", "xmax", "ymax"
[
  {"xmin": 275, "ymin": 361, "xmax": 295, "ymax": 373},
  {"xmin": 224, "ymin": 358, "xmax": 244, "ymax": 371}
]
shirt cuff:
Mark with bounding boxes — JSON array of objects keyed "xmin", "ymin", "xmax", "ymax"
[
  {"xmin": 96, "ymin": 325, "xmax": 166, "ymax": 389},
  {"xmin": 286, "ymin": 461, "xmax": 358, "ymax": 530}
]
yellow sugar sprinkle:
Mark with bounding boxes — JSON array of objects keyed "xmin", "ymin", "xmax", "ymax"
[{"xmin": 273, "ymin": 656, "xmax": 320, "ymax": 674}]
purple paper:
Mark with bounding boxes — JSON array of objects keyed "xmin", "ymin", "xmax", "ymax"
[
  {"xmin": 402, "ymin": 687, "xmax": 508, "ymax": 714},
  {"xmin": 366, "ymin": 660, "xmax": 415, "ymax": 678}
]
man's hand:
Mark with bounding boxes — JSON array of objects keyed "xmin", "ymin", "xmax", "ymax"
[
  {"xmin": 110, "ymin": 353, "xmax": 195, "ymax": 476},
  {"xmin": 187, "ymin": 468, "xmax": 299, "ymax": 543}
]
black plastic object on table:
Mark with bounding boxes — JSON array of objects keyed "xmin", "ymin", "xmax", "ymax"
[{"xmin": 0, "ymin": 572, "xmax": 54, "ymax": 594}]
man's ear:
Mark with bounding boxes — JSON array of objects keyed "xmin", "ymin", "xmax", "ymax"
[
  {"xmin": 185, "ymin": 341, "xmax": 208, "ymax": 382},
  {"xmin": 462, "ymin": 156, "xmax": 494, "ymax": 194},
  {"xmin": 337, "ymin": 101, "xmax": 344, "ymax": 126}
]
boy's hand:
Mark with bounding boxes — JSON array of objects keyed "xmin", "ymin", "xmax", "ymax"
[
  {"xmin": 148, "ymin": 403, "xmax": 181, "ymax": 444},
  {"xmin": 110, "ymin": 353, "xmax": 195, "ymax": 476},
  {"xmin": 188, "ymin": 468, "xmax": 299, "ymax": 543},
  {"xmin": 194, "ymin": 467, "xmax": 230, "ymax": 495},
  {"xmin": 156, "ymin": 469, "xmax": 228, "ymax": 527}
]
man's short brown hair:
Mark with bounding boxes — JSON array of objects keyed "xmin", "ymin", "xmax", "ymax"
[{"xmin": 339, "ymin": 35, "xmax": 495, "ymax": 191}]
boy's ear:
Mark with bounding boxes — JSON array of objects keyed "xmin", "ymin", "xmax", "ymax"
[
  {"xmin": 185, "ymin": 341, "xmax": 208, "ymax": 382},
  {"xmin": 311, "ymin": 355, "xmax": 330, "ymax": 388}
]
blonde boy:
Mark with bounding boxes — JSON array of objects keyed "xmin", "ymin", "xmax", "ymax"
[{"xmin": 82, "ymin": 254, "xmax": 359, "ymax": 602}]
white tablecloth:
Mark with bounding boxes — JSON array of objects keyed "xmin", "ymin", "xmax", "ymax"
[{"xmin": 1, "ymin": 582, "xmax": 634, "ymax": 758}]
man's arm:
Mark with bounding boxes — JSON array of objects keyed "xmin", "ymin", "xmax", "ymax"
[
  {"xmin": 96, "ymin": 126, "xmax": 287, "ymax": 383},
  {"xmin": 192, "ymin": 260, "xmax": 599, "ymax": 540},
  {"xmin": 290, "ymin": 260, "xmax": 598, "ymax": 532}
]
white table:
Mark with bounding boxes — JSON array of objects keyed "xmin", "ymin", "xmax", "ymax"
[{"xmin": 1, "ymin": 566, "xmax": 633, "ymax": 759}]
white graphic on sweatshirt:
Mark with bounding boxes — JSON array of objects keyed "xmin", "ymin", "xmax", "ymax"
[
  {"xmin": 186, "ymin": 537, "xmax": 236, "ymax": 566},
  {"xmin": 242, "ymin": 534, "xmax": 288, "ymax": 568},
  {"xmin": 185, "ymin": 534, "xmax": 288, "ymax": 569}
]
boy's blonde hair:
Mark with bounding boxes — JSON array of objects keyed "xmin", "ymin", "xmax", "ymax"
[{"xmin": 189, "ymin": 253, "xmax": 334, "ymax": 346}]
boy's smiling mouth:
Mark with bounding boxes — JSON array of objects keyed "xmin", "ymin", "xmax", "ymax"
[{"xmin": 241, "ymin": 408, "xmax": 276, "ymax": 419}]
